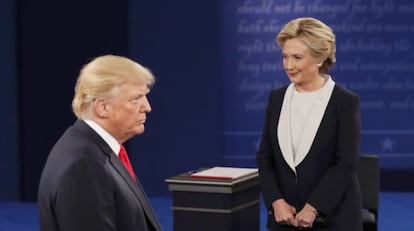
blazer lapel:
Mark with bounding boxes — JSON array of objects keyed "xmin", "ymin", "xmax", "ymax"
[
  {"xmin": 277, "ymin": 84, "xmax": 296, "ymax": 173},
  {"xmin": 294, "ymin": 77, "xmax": 335, "ymax": 166}
]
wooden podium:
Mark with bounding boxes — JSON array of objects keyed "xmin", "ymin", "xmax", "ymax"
[{"xmin": 165, "ymin": 168, "xmax": 260, "ymax": 231}]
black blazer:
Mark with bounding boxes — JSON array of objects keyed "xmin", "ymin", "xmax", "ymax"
[
  {"xmin": 38, "ymin": 120, "xmax": 162, "ymax": 231},
  {"xmin": 257, "ymin": 85, "xmax": 362, "ymax": 231}
]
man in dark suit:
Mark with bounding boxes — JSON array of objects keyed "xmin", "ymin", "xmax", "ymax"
[{"xmin": 38, "ymin": 55, "xmax": 162, "ymax": 231}]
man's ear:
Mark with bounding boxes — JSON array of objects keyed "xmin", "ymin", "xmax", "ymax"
[{"xmin": 93, "ymin": 98, "xmax": 109, "ymax": 118}]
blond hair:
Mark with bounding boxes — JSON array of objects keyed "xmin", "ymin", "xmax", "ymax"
[
  {"xmin": 277, "ymin": 17, "xmax": 336, "ymax": 74},
  {"xmin": 72, "ymin": 55, "xmax": 155, "ymax": 119}
]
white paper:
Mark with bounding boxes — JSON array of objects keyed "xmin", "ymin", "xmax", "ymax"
[{"xmin": 190, "ymin": 167, "xmax": 258, "ymax": 180}]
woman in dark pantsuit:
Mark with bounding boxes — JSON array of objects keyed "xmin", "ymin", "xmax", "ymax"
[{"xmin": 257, "ymin": 17, "xmax": 363, "ymax": 231}]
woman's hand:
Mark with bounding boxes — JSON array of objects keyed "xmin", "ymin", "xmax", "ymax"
[
  {"xmin": 272, "ymin": 199, "xmax": 297, "ymax": 226},
  {"xmin": 294, "ymin": 203, "xmax": 317, "ymax": 228}
]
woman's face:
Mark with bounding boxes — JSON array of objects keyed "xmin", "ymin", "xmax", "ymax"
[{"xmin": 282, "ymin": 38, "xmax": 322, "ymax": 91}]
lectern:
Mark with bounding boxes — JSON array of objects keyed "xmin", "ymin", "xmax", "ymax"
[{"xmin": 165, "ymin": 168, "xmax": 260, "ymax": 231}]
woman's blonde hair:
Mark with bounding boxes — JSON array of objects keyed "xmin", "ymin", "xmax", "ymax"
[
  {"xmin": 276, "ymin": 17, "xmax": 336, "ymax": 74},
  {"xmin": 72, "ymin": 55, "xmax": 155, "ymax": 119}
]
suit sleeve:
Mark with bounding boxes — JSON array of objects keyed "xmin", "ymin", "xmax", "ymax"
[
  {"xmin": 55, "ymin": 157, "xmax": 116, "ymax": 231},
  {"xmin": 256, "ymin": 91, "xmax": 283, "ymax": 210},
  {"xmin": 308, "ymin": 93, "xmax": 361, "ymax": 215}
]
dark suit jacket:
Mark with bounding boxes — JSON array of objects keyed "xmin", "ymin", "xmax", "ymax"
[
  {"xmin": 256, "ymin": 85, "xmax": 362, "ymax": 231},
  {"xmin": 38, "ymin": 120, "xmax": 162, "ymax": 231}
]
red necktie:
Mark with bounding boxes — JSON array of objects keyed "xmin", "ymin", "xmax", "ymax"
[{"xmin": 119, "ymin": 145, "xmax": 137, "ymax": 182}]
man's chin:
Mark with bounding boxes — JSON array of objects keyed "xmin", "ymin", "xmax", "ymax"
[
  {"xmin": 126, "ymin": 126, "xmax": 145, "ymax": 137},
  {"xmin": 135, "ymin": 125, "xmax": 145, "ymax": 134}
]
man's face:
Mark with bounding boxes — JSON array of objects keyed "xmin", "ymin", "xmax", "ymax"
[{"xmin": 105, "ymin": 81, "xmax": 152, "ymax": 143}]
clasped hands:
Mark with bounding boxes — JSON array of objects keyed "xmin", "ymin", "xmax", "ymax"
[{"xmin": 272, "ymin": 199, "xmax": 317, "ymax": 228}]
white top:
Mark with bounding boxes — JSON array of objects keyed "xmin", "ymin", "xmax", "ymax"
[
  {"xmin": 290, "ymin": 88, "xmax": 323, "ymax": 160},
  {"xmin": 277, "ymin": 76, "xmax": 336, "ymax": 173},
  {"xmin": 84, "ymin": 119, "xmax": 121, "ymax": 156}
]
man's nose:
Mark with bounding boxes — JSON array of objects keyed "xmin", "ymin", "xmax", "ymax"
[{"xmin": 143, "ymin": 96, "xmax": 151, "ymax": 113}]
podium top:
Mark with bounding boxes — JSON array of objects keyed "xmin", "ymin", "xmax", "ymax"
[
  {"xmin": 165, "ymin": 168, "xmax": 259, "ymax": 194},
  {"xmin": 189, "ymin": 167, "xmax": 258, "ymax": 180}
]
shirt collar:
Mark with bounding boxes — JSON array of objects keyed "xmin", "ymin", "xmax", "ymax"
[{"xmin": 84, "ymin": 119, "xmax": 121, "ymax": 156}]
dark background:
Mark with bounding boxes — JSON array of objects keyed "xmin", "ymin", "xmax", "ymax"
[{"xmin": 0, "ymin": 0, "xmax": 413, "ymax": 201}]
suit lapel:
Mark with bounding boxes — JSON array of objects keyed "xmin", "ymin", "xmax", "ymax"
[
  {"xmin": 277, "ymin": 84, "xmax": 296, "ymax": 173},
  {"xmin": 74, "ymin": 120, "xmax": 161, "ymax": 231},
  {"xmin": 109, "ymin": 154, "xmax": 162, "ymax": 231}
]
